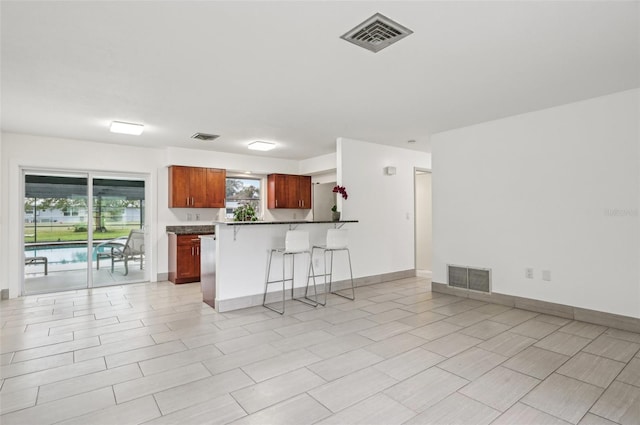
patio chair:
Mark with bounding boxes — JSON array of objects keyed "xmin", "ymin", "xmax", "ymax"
[
  {"xmin": 24, "ymin": 254, "xmax": 48, "ymax": 275},
  {"xmin": 96, "ymin": 229, "xmax": 145, "ymax": 275}
]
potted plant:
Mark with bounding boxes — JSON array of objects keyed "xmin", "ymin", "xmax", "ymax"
[
  {"xmin": 331, "ymin": 185, "xmax": 348, "ymax": 221},
  {"xmin": 233, "ymin": 204, "xmax": 258, "ymax": 222}
]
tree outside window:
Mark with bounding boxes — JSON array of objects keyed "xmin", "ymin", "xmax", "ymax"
[{"xmin": 226, "ymin": 178, "xmax": 261, "ymax": 219}]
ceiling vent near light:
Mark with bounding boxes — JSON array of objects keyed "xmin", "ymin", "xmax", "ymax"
[
  {"xmin": 341, "ymin": 13, "xmax": 413, "ymax": 53},
  {"xmin": 191, "ymin": 133, "xmax": 220, "ymax": 141}
]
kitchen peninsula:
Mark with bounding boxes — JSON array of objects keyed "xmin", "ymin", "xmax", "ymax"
[{"xmin": 202, "ymin": 220, "xmax": 358, "ymax": 312}]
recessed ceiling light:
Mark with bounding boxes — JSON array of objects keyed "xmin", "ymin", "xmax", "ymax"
[
  {"xmin": 248, "ymin": 141, "xmax": 276, "ymax": 151},
  {"xmin": 110, "ymin": 121, "xmax": 144, "ymax": 135}
]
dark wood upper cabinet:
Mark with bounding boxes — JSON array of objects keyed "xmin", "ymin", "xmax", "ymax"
[
  {"xmin": 169, "ymin": 166, "xmax": 226, "ymax": 208},
  {"xmin": 267, "ymin": 173, "xmax": 312, "ymax": 209}
]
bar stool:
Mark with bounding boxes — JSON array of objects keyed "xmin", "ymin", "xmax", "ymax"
[
  {"xmin": 307, "ymin": 228, "xmax": 355, "ymax": 306},
  {"xmin": 263, "ymin": 230, "xmax": 318, "ymax": 314}
]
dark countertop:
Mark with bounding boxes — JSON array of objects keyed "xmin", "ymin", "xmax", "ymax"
[
  {"xmin": 214, "ymin": 220, "xmax": 358, "ymax": 226},
  {"xmin": 166, "ymin": 225, "xmax": 215, "ymax": 235}
]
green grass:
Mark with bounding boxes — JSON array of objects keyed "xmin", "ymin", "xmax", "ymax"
[{"xmin": 24, "ymin": 223, "xmax": 140, "ymax": 243}]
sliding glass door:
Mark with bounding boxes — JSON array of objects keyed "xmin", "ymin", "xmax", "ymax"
[{"xmin": 23, "ymin": 171, "xmax": 147, "ymax": 295}]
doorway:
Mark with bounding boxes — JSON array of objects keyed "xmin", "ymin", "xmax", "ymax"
[
  {"xmin": 23, "ymin": 170, "xmax": 148, "ymax": 295},
  {"xmin": 414, "ymin": 168, "xmax": 432, "ymax": 277}
]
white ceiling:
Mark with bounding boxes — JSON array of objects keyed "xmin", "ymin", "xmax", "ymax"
[{"xmin": 1, "ymin": 1, "xmax": 638, "ymax": 160}]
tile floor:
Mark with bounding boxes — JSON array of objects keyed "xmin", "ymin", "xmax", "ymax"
[{"xmin": 1, "ymin": 277, "xmax": 639, "ymax": 425}]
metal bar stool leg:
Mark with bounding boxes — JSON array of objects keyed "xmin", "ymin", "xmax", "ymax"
[{"xmin": 330, "ymin": 248, "xmax": 356, "ymax": 301}]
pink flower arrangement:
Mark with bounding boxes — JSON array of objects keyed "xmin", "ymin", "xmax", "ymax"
[{"xmin": 333, "ymin": 185, "xmax": 348, "ymax": 200}]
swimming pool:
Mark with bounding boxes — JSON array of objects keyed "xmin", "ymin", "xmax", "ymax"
[{"xmin": 25, "ymin": 243, "xmax": 114, "ymax": 265}]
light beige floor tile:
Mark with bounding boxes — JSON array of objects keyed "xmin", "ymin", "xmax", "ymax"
[
  {"xmin": 0, "ymin": 387, "xmax": 115, "ymax": 425},
  {"xmin": 241, "ymin": 348, "xmax": 321, "ymax": 382},
  {"xmin": 24, "ymin": 314, "xmax": 98, "ymax": 333},
  {"xmin": 373, "ymin": 347, "xmax": 445, "ymax": 380},
  {"xmin": 309, "ymin": 367, "xmax": 396, "ymax": 413},
  {"xmin": 472, "ymin": 304, "xmax": 514, "ymax": 316},
  {"xmin": 367, "ymin": 293, "xmax": 405, "ymax": 303},
  {"xmin": 534, "ymin": 314, "xmax": 572, "ymax": 326},
  {"xmin": 139, "ymin": 344, "xmax": 222, "ymax": 376},
  {"xmin": 603, "ymin": 328, "xmax": 640, "ymax": 344},
  {"xmin": 74, "ymin": 335, "xmax": 156, "ymax": 363},
  {"xmin": 113, "ymin": 362, "xmax": 211, "ymax": 404},
  {"xmin": 617, "ymin": 357, "xmax": 640, "ymax": 387},
  {"xmin": 590, "ymin": 380, "xmax": 640, "ymax": 425},
  {"xmin": 242, "ymin": 315, "xmax": 302, "ymax": 333},
  {"xmin": 361, "ymin": 301, "xmax": 405, "ymax": 314},
  {"xmin": 230, "ymin": 393, "xmax": 331, "ymax": 425},
  {"xmin": 0, "ymin": 352, "xmax": 14, "ymax": 366},
  {"xmin": 503, "ymin": 346, "xmax": 570, "ymax": 379},
  {"xmin": 559, "ymin": 321, "xmax": 607, "ymax": 339},
  {"xmin": 578, "ymin": 413, "xmax": 619, "ymax": 425},
  {"xmin": 0, "ymin": 352, "xmax": 73, "ymax": 379},
  {"xmin": 460, "ymin": 366, "xmax": 540, "ymax": 411},
  {"xmin": 403, "ymin": 392, "xmax": 500, "ymax": 425},
  {"xmin": 37, "ymin": 363, "xmax": 141, "ymax": 404},
  {"xmin": 478, "ymin": 331, "xmax": 537, "ymax": 357},
  {"xmin": 491, "ymin": 309, "xmax": 539, "ymax": 326},
  {"xmin": 522, "ymin": 373, "xmax": 603, "ymax": 424},
  {"xmin": 315, "ymin": 393, "xmax": 416, "ymax": 425},
  {"xmin": 557, "ymin": 352, "xmax": 625, "ymax": 388},
  {"xmin": 393, "ymin": 293, "xmax": 436, "ymax": 305},
  {"xmin": 106, "ymin": 340, "xmax": 187, "ymax": 369},
  {"xmin": 422, "ymin": 332, "xmax": 483, "ymax": 357},
  {"xmin": 73, "ymin": 319, "xmax": 144, "ymax": 340},
  {"xmin": 368, "ymin": 308, "xmax": 414, "ymax": 324},
  {"xmin": 307, "ymin": 334, "xmax": 373, "ymax": 359},
  {"xmin": 153, "ymin": 368, "xmax": 254, "ymax": 415},
  {"xmin": 492, "ymin": 402, "xmax": 572, "ymax": 425},
  {"xmin": 364, "ymin": 333, "xmax": 428, "ymax": 359},
  {"xmin": 443, "ymin": 310, "xmax": 494, "ymax": 327},
  {"xmin": 0, "ymin": 331, "xmax": 74, "ymax": 355},
  {"xmin": 0, "ymin": 387, "xmax": 38, "ymax": 414},
  {"xmin": 232, "ymin": 368, "xmax": 326, "ymax": 414},
  {"xmin": 384, "ymin": 366, "xmax": 468, "ymax": 412},
  {"xmin": 272, "ymin": 319, "xmax": 332, "ymax": 338},
  {"xmin": 150, "ymin": 322, "xmax": 221, "ymax": 344},
  {"xmin": 321, "ymin": 309, "xmax": 372, "ymax": 325},
  {"xmin": 358, "ymin": 321, "xmax": 413, "ymax": 341},
  {"xmin": 535, "ymin": 331, "xmax": 592, "ymax": 356},
  {"xmin": 510, "ymin": 319, "xmax": 561, "ymax": 339},
  {"xmin": 99, "ymin": 323, "xmax": 170, "ymax": 344},
  {"xmin": 48, "ymin": 317, "xmax": 120, "ymax": 336},
  {"xmin": 11, "ymin": 336, "xmax": 100, "ymax": 362},
  {"xmin": 409, "ymin": 321, "xmax": 463, "ymax": 341},
  {"xmin": 308, "ymin": 348, "xmax": 384, "ymax": 381},
  {"xmin": 329, "ymin": 299, "xmax": 374, "ymax": 312},
  {"xmin": 215, "ymin": 329, "xmax": 283, "ymax": 354},
  {"xmin": 1, "ymin": 357, "xmax": 105, "ymax": 393},
  {"xmin": 325, "ymin": 318, "xmax": 378, "ymax": 336},
  {"xmin": 459, "ymin": 320, "xmax": 513, "ymax": 340},
  {"xmin": 397, "ymin": 310, "xmax": 448, "ymax": 327},
  {"xmin": 202, "ymin": 343, "xmax": 281, "ymax": 375},
  {"xmin": 438, "ymin": 347, "xmax": 508, "ymax": 380},
  {"xmin": 583, "ymin": 334, "xmax": 640, "ymax": 363},
  {"xmin": 269, "ymin": 329, "xmax": 336, "ymax": 352},
  {"xmin": 56, "ymin": 395, "xmax": 161, "ymax": 425},
  {"xmin": 181, "ymin": 326, "xmax": 251, "ymax": 349},
  {"xmin": 432, "ymin": 301, "xmax": 478, "ymax": 316},
  {"xmin": 143, "ymin": 394, "xmax": 246, "ymax": 425}
]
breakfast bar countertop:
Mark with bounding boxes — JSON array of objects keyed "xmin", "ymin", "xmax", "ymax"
[
  {"xmin": 215, "ymin": 220, "xmax": 358, "ymax": 226},
  {"xmin": 166, "ymin": 225, "xmax": 216, "ymax": 235}
]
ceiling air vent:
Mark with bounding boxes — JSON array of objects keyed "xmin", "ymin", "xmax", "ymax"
[
  {"xmin": 341, "ymin": 13, "xmax": 413, "ymax": 53},
  {"xmin": 191, "ymin": 133, "xmax": 220, "ymax": 141}
]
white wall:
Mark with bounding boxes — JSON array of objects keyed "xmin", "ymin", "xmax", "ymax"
[
  {"xmin": 338, "ymin": 138, "xmax": 432, "ymax": 278},
  {"xmin": 415, "ymin": 172, "xmax": 432, "ymax": 271},
  {"xmin": 431, "ymin": 89, "xmax": 640, "ymax": 318}
]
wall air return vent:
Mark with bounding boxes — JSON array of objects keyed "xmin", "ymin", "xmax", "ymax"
[
  {"xmin": 447, "ymin": 264, "xmax": 492, "ymax": 293},
  {"xmin": 341, "ymin": 13, "xmax": 413, "ymax": 53},
  {"xmin": 191, "ymin": 133, "xmax": 220, "ymax": 141}
]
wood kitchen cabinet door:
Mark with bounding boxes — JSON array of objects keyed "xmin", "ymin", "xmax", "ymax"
[
  {"xmin": 189, "ymin": 167, "xmax": 208, "ymax": 208},
  {"xmin": 169, "ymin": 234, "xmax": 201, "ymax": 284},
  {"xmin": 267, "ymin": 174, "xmax": 312, "ymax": 209},
  {"xmin": 169, "ymin": 166, "xmax": 191, "ymax": 207},
  {"xmin": 205, "ymin": 168, "xmax": 226, "ymax": 208},
  {"xmin": 298, "ymin": 175, "xmax": 311, "ymax": 209}
]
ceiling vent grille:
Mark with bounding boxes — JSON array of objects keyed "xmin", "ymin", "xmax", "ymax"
[
  {"xmin": 191, "ymin": 133, "xmax": 220, "ymax": 141},
  {"xmin": 341, "ymin": 13, "xmax": 413, "ymax": 53}
]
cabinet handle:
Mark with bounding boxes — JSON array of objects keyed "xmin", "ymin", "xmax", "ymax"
[
  {"xmin": 191, "ymin": 247, "xmax": 194, "ymax": 255},
  {"xmin": 191, "ymin": 197, "xmax": 194, "ymax": 206},
  {"xmin": 186, "ymin": 197, "xmax": 189, "ymax": 206},
  {"xmin": 302, "ymin": 200, "xmax": 304, "ymax": 208},
  {"xmin": 196, "ymin": 247, "xmax": 199, "ymax": 255},
  {"xmin": 275, "ymin": 199, "xmax": 278, "ymax": 208}
]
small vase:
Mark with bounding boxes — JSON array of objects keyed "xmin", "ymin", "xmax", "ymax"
[{"xmin": 332, "ymin": 211, "xmax": 341, "ymax": 221}]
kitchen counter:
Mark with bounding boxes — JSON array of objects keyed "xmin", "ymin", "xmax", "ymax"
[
  {"xmin": 215, "ymin": 220, "xmax": 358, "ymax": 226},
  {"xmin": 166, "ymin": 225, "xmax": 215, "ymax": 235}
]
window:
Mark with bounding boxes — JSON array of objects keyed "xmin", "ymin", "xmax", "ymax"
[{"xmin": 226, "ymin": 177, "xmax": 261, "ymax": 219}]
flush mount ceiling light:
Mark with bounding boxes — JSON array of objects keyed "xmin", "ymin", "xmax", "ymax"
[
  {"xmin": 248, "ymin": 141, "xmax": 276, "ymax": 151},
  {"xmin": 110, "ymin": 121, "xmax": 144, "ymax": 135}
]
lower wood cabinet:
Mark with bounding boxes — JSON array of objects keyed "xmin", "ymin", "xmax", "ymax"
[{"xmin": 168, "ymin": 233, "xmax": 201, "ymax": 284}]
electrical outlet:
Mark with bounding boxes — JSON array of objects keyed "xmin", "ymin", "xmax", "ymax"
[
  {"xmin": 293, "ymin": 213, "xmax": 297, "ymax": 219},
  {"xmin": 542, "ymin": 270, "xmax": 551, "ymax": 281},
  {"xmin": 186, "ymin": 213, "xmax": 192, "ymax": 221},
  {"xmin": 195, "ymin": 214, "xmax": 200, "ymax": 221},
  {"xmin": 525, "ymin": 268, "xmax": 534, "ymax": 279}
]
